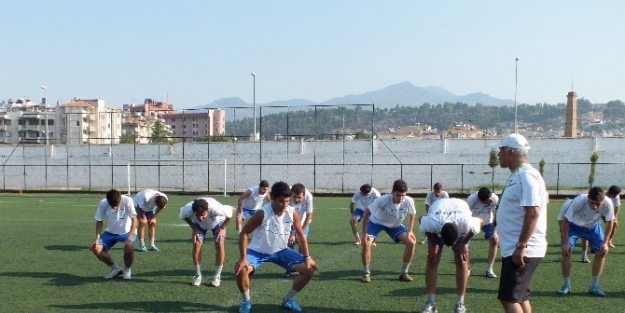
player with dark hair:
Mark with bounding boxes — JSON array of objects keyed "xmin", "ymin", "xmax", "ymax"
[
  {"xmin": 236, "ymin": 180, "xmax": 271, "ymax": 236},
  {"xmin": 350, "ymin": 184, "xmax": 381, "ymax": 245},
  {"xmin": 466, "ymin": 187, "xmax": 499, "ymax": 278}
]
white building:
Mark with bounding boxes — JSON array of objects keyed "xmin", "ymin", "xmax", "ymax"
[
  {"xmin": 0, "ymin": 98, "xmax": 55, "ymax": 144},
  {"xmin": 57, "ymin": 99, "xmax": 122, "ymax": 145}
]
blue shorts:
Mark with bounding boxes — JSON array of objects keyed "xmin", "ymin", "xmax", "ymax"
[
  {"xmin": 246, "ymin": 248, "xmax": 306, "ymax": 272},
  {"xmin": 428, "ymin": 233, "xmax": 470, "ymax": 255},
  {"xmin": 353, "ymin": 208, "xmax": 364, "ymax": 222},
  {"xmin": 568, "ymin": 222, "xmax": 604, "ymax": 253},
  {"xmin": 98, "ymin": 231, "xmax": 137, "ymax": 252},
  {"xmin": 136, "ymin": 206, "xmax": 155, "ymax": 220},
  {"xmin": 241, "ymin": 208, "xmax": 258, "ymax": 220},
  {"xmin": 366, "ymin": 221, "xmax": 408, "ymax": 243},
  {"xmin": 481, "ymin": 223, "xmax": 494, "ymax": 239},
  {"xmin": 194, "ymin": 221, "xmax": 226, "ymax": 243}
]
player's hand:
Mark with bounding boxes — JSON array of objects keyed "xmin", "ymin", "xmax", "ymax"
[
  {"xmin": 598, "ymin": 242, "xmax": 610, "ymax": 256},
  {"xmin": 234, "ymin": 259, "xmax": 248, "ymax": 275},
  {"xmin": 148, "ymin": 218, "xmax": 157, "ymax": 226},
  {"xmin": 512, "ymin": 247, "xmax": 526, "ymax": 267},
  {"xmin": 215, "ymin": 228, "xmax": 225, "ymax": 242},
  {"xmin": 427, "ymin": 243, "xmax": 440, "ymax": 264},
  {"xmin": 192, "ymin": 232, "xmax": 201, "ymax": 243},
  {"xmin": 90, "ymin": 239, "xmax": 99, "ymax": 251},
  {"xmin": 561, "ymin": 242, "xmax": 572, "ymax": 256},
  {"xmin": 288, "ymin": 234, "xmax": 296, "ymax": 246},
  {"xmin": 456, "ymin": 243, "xmax": 469, "ymax": 262},
  {"xmin": 408, "ymin": 231, "xmax": 416, "ymax": 242},
  {"xmin": 305, "ymin": 256, "xmax": 318, "ymax": 272},
  {"xmin": 491, "ymin": 232, "xmax": 499, "ymax": 246},
  {"xmin": 124, "ymin": 237, "xmax": 133, "ymax": 249}
]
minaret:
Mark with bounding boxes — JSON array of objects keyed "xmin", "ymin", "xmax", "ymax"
[{"xmin": 564, "ymin": 91, "xmax": 577, "ymax": 137}]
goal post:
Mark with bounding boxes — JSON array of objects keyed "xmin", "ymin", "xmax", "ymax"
[{"xmin": 127, "ymin": 158, "xmax": 227, "ymax": 196}]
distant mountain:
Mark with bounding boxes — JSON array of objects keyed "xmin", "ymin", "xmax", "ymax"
[{"xmin": 196, "ymin": 81, "xmax": 515, "ymax": 110}]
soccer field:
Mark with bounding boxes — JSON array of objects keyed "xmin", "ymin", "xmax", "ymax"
[{"xmin": 0, "ymin": 193, "xmax": 623, "ymax": 313}]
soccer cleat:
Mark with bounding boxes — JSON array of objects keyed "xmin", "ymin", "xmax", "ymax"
[
  {"xmin": 581, "ymin": 255, "xmax": 591, "ymax": 263},
  {"xmin": 283, "ymin": 270, "xmax": 292, "ymax": 278},
  {"xmin": 137, "ymin": 246, "xmax": 148, "ymax": 252},
  {"xmin": 281, "ymin": 298, "xmax": 302, "ymax": 312},
  {"xmin": 104, "ymin": 267, "xmax": 123, "ymax": 279},
  {"xmin": 238, "ymin": 301, "xmax": 252, "ymax": 313},
  {"xmin": 420, "ymin": 301, "xmax": 438, "ymax": 313},
  {"xmin": 353, "ymin": 239, "xmax": 361, "ymax": 245},
  {"xmin": 371, "ymin": 240, "xmax": 377, "ymax": 247},
  {"xmin": 398, "ymin": 272, "xmax": 413, "ymax": 282},
  {"xmin": 362, "ymin": 273, "xmax": 371, "ymax": 283},
  {"xmin": 485, "ymin": 268, "xmax": 497, "ymax": 278},
  {"xmin": 557, "ymin": 284, "xmax": 571, "ymax": 295},
  {"xmin": 608, "ymin": 241, "xmax": 616, "ymax": 248},
  {"xmin": 123, "ymin": 268, "xmax": 132, "ymax": 280},
  {"xmin": 149, "ymin": 245, "xmax": 160, "ymax": 252},
  {"xmin": 192, "ymin": 275, "xmax": 202, "ymax": 286},
  {"xmin": 588, "ymin": 285, "xmax": 605, "ymax": 297},
  {"xmin": 454, "ymin": 302, "xmax": 466, "ymax": 313},
  {"xmin": 209, "ymin": 276, "xmax": 221, "ymax": 287}
]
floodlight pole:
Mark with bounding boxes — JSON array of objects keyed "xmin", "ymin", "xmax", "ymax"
[
  {"xmin": 251, "ymin": 72, "xmax": 256, "ymax": 141},
  {"xmin": 514, "ymin": 57, "xmax": 519, "ymax": 133}
]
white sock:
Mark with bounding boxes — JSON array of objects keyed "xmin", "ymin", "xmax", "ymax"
[
  {"xmin": 564, "ymin": 276, "xmax": 571, "ymax": 285},
  {"xmin": 110, "ymin": 264, "xmax": 120, "ymax": 270},
  {"xmin": 285, "ymin": 289, "xmax": 298, "ymax": 300},
  {"xmin": 582, "ymin": 249, "xmax": 588, "ymax": 257},
  {"xmin": 140, "ymin": 239, "xmax": 145, "ymax": 247},
  {"xmin": 150, "ymin": 238, "xmax": 155, "ymax": 246},
  {"xmin": 242, "ymin": 290, "xmax": 251, "ymax": 301},
  {"xmin": 456, "ymin": 294, "xmax": 464, "ymax": 304},
  {"xmin": 355, "ymin": 233, "xmax": 361, "ymax": 240},
  {"xmin": 364, "ymin": 264, "xmax": 370, "ymax": 273},
  {"xmin": 401, "ymin": 262, "xmax": 410, "ymax": 273},
  {"xmin": 215, "ymin": 265, "xmax": 223, "ymax": 277},
  {"xmin": 427, "ymin": 294, "xmax": 435, "ymax": 303},
  {"xmin": 591, "ymin": 276, "xmax": 599, "ymax": 286},
  {"xmin": 195, "ymin": 264, "xmax": 202, "ymax": 276}
]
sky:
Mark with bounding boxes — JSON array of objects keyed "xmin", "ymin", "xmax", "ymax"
[{"xmin": 2, "ymin": 1, "xmax": 624, "ymax": 109}]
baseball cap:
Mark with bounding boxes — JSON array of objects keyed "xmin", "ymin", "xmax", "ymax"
[{"xmin": 491, "ymin": 133, "xmax": 531, "ymax": 150}]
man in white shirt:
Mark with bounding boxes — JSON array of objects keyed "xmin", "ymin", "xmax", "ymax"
[
  {"xmin": 492, "ymin": 133, "xmax": 548, "ymax": 313},
  {"xmin": 180, "ymin": 197, "xmax": 234, "ymax": 288},
  {"xmin": 424, "ymin": 182, "xmax": 449, "ymax": 213},
  {"xmin": 557, "ymin": 187, "xmax": 615, "ymax": 297},
  {"xmin": 466, "ymin": 187, "xmax": 499, "ymax": 278},
  {"xmin": 361, "ymin": 179, "xmax": 416, "ymax": 283},
  {"xmin": 133, "ymin": 189, "xmax": 168, "ymax": 252},
  {"xmin": 91, "ymin": 189, "xmax": 137, "ymax": 280},
  {"xmin": 349, "ymin": 184, "xmax": 381, "ymax": 245},
  {"xmin": 235, "ymin": 181, "xmax": 317, "ymax": 313},
  {"xmin": 236, "ymin": 180, "xmax": 271, "ymax": 236},
  {"xmin": 419, "ymin": 198, "xmax": 482, "ymax": 313},
  {"xmin": 284, "ymin": 183, "xmax": 314, "ymax": 277},
  {"xmin": 606, "ymin": 185, "xmax": 621, "ymax": 248}
]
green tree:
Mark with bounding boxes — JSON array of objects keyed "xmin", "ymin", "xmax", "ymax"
[
  {"xmin": 488, "ymin": 149, "xmax": 499, "ymax": 191},
  {"xmin": 119, "ymin": 133, "xmax": 138, "ymax": 144},
  {"xmin": 354, "ymin": 130, "xmax": 372, "ymax": 140},
  {"xmin": 589, "ymin": 151, "xmax": 599, "ymax": 188},
  {"xmin": 149, "ymin": 120, "xmax": 172, "ymax": 144},
  {"xmin": 539, "ymin": 158, "xmax": 545, "ymax": 177},
  {"xmin": 197, "ymin": 134, "xmax": 233, "ymax": 143}
]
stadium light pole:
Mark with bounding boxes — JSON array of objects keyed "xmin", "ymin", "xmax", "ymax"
[
  {"xmin": 514, "ymin": 57, "xmax": 519, "ymax": 133},
  {"xmin": 41, "ymin": 85, "xmax": 48, "ymax": 145},
  {"xmin": 251, "ymin": 72, "xmax": 256, "ymax": 141}
]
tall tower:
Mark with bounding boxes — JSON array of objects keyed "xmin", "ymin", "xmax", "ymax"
[{"xmin": 564, "ymin": 91, "xmax": 577, "ymax": 137}]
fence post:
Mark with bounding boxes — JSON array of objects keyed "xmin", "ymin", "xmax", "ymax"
[
  {"xmin": 461, "ymin": 164, "xmax": 464, "ymax": 194},
  {"xmin": 556, "ymin": 163, "xmax": 560, "ymax": 195}
]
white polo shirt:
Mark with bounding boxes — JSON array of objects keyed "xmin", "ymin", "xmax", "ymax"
[
  {"xmin": 241, "ymin": 186, "xmax": 269, "ymax": 211},
  {"xmin": 419, "ymin": 198, "xmax": 481, "ymax": 236},
  {"xmin": 133, "ymin": 189, "xmax": 168, "ymax": 212},
  {"xmin": 367, "ymin": 194, "xmax": 416, "ymax": 228},
  {"xmin": 95, "ymin": 195, "xmax": 137, "ymax": 235},
  {"xmin": 290, "ymin": 189, "xmax": 313, "ymax": 225},
  {"xmin": 351, "ymin": 187, "xmax": 381, "ymax": 209},
  {"xmin": 466, "ymin": 192, "xmax": 498, "ymax": 225},
  {"xmin": 179, "ymin": 197, "xmax": 233, "ymax": 230},
  {"xmin": 425, "ymin": 190, "xmax": 449, "ymax": 206},
  {"xmin": 565, "ymin": 194, "xmax": 614, "ymax": 228}
]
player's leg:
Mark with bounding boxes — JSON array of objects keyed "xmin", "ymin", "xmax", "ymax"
[
  {"xmin": 192, "ymin": 230, "xmax": 205, "ymax": 286},
  {"xmin": 277, "ymin": 248, "xmax": 315, "ymax": 312},
  {"xmin": 92, "ymin": 232, "xmax": 124, "ymax": 279},
  {"xmin": 558, "ymin": 225, "xmax": 577, "ymax": 295},
  {"xmin": 361, "ymin": 221, "xmax": 381, "ymax": 282},
  {"xmin": 236, "ymin": 208, "xmax": 244, "ymax": 235},
  {"xmin": 136, "ymin": 210, "xmax": 148, "ymax": 252},
  {"xmin": 236, "ymin": 250, "xmax": 263, "ymax": 313},
  {"xmin": 351, "ymin": 208, "xmax": 363, "ymax": 244},
  {"xmin": 210, "ymin": 223, "xmax": 226, "ymax": 287},
  {"xmin": 581, "ymin": 238, "xmax": 590, "ymax": 263},
  {"xmin": 452, "ymin": 236, "xmax": 470, "ymax": 310},
  {"xmin": 121, "ymin": 232, "xmax": 136, "ymax": 279},
  {"xmin": 608, "ymin": 219, "xmax": 617, "ymax": 247},
  {"xmin": 588, "ymin": 224, "xmax": 608, "ymax": 296},
  {"xmin": 393, "ymin": 226, "xmax": 415, "ymax": 281},
  {"xmin": 421, "ymin": 235, "xmax": 442, "ymax": 311},
  {"xmin": 484, "ymin": 224, "xmax": 498, "ymax": 278}
]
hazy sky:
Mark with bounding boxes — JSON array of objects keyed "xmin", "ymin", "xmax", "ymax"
[{"xmin": 2, "ymin": 1, "xmax": 624, "ymax": 109}]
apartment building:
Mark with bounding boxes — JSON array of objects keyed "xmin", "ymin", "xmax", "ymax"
[
  {"xmin": 0, "ymin": 98, "xmax": 55, "ymax": 144},
  {"xmin": 57, "ymin": 99, "xmax": 122, "ymax": 145},
  {"xmin": 162, "ymin": 109, "xmax": 225, "ymax": 142}
]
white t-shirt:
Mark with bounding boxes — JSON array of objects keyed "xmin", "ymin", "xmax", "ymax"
[
  {"xmin": 564, "ymin": 194, "xmax": 614, "ymax": 228},
  {"xmin": 351, "ymin": 187, "xmax": 381, "ymax": 209},
  {"xmin": 466, "ymin": 192, "xmax": 498, "ymax": 225},
  {"xmin": 557, "ymin": 198, "xmax": 573, "ymax": 221},
  {"xmin": 179, "ymin": 197, "xmax": 233, "ymax": 230},
  {"xmin": 419, "ymin": 198, "xmax": 482, "ymax": 236},
  {"xmin": 94, "ymin": 195, "xmax": 137, "ymax": 235},
  {"xmin": 248, "ymin": 202, "xmax": 294, "ymax": 255},
  {"xmin": 425, "ymin": 190, "xmax": 450, "ymax": 206},
  {"xmin": 290, "ymin": 189, "xmax": 313, "ymax": 225},
  {"xmin": 367, "ymin": 194, "xmax": 416, "ymax": 228},
  {"xmin": 133, "ymin": 189, "xmax": 168, "ymax": 212},
  {"xmin": 496, "ymin": 164, "xmax": 548, "ymax": 258},
  {"xmin": 610, "ymin": 196, "xmax": 621, "ymax": 208},
  {"xmin": 241, "ymin": 186, "xmax": 269, "ymax": 211}
]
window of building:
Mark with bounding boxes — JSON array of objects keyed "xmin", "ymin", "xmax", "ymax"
[
  {"xmin": 6, "ymin": 131, "xmax": 11, "ymax": 137},
  {"xmin": 75, "ymin": 121, "xmax": 80, "ymax": 127},
  {"xmin": 4, "ymin": 120, "xmax": 10, "ymax": 126}
]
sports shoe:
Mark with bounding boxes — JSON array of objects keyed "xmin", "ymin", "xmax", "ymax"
[
  {"xmin": 137, "ymin": 246, "xmax": 148, "ymax": 252},
  {"xmin": 149, "ymin": 245, "xmax": 160, "ymax": 252},
  {"xmin": 283, "ymin": 270, "xmax": 292, "ymax": 278},
  {"xmin": 353, "ymin": 239, "xmax": 361, "ymax": 245},
  {"xmin": 281, "ymin": 298, "xmax": 302, "ymax": 312},
  {"xmin": 588, "ymin": 285, "xmax": 605, "ymax": 297},
  {"xmin": 608, "ymin": 241, "xmax": 616, "ymax": 248},
  {"xmin": 398, "ymin": 272, "xmax": 413, "ymax": 282},
  {"xmin": 192, "ymin": 275, "xmax": 202, "ymax": 286},
  {"xmin": 362, "ymin": 273, "xmax": 371, "ymax": 283},
  {"xmin": 485, "ymin": 268, "xmax": 497, "ymax": 278},
  {"xmin": 581, "ymin": 255, "xmax": 591, "ymax": 263},
  {"xmin": 238, "ymin": 301, "xmax": 252, "ymax": 313},
  {"xmin": 104, "ymin": 267, "xmax": 123, "ymax": 279},
  {"xmin": 454, "ymin": 302, "xmax": 466, "ymax": 313},
  {"xmin": 123, "ymin": 268, "xmax": 132, "ymax": 280},
  {"xmin": 209, "ymin": 276, "xmax": 221, "ymax": 287},
  {"xmin": 372, "ymin": 240, "xmax": 377, "ymax": 246},
  {"xmin": 557, "ymin": 284, "xmax": 571, "ymax": 295},
  {"xmin": 420, "ymin": 301, "xmax": 438, "ymax": 313}
]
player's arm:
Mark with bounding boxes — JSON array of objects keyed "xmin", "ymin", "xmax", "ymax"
[
  {"xmin": 361, "ymin": 208, "xmax": 371, "ymax": 240},
  {"xmin": 237, "ymin": 190, "xmax": 252, "ymax": 214},
  {"xmin": 91, "ymin": 221, "xmax": 104, "ymax": 250},
  {"xmin": 349, "ymin": 202, "xmax": 355, "ymax": 214},
  {"xmin": 126, "ymin": 215, "xmax": 138, "ymax": 247},
  {"xmin": 407, "ymin": 212, "xmax": 415, "ymax": 232},
  {"xmin": 292, "ymin": 211, "xmax": 317, "ymax": 270},
  {"xmin": 235, "ymin": 210, "xmax": 264, "ymax": 274},
  {"xmin": 512, "ymin": 206, "xmax": 540, "ymax": 266}
]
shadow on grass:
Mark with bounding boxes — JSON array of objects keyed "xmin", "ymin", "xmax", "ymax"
[
  {"xmin": 0, "ymin": 271, "xmax": 104, "ymax": 286},
  {"xmin": 44, "ymin": 244, "xmax": 88, "ymax": 252},
  {"xmin": 50, "ymin": 301, "xmax": 224, "ymax": 312}
]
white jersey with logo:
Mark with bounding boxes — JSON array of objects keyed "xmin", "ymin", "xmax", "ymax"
[
  {"xmin": 179, "ymin": 197, "xmax": 233, "ymax": 230},
  {"xmin": 367, "ymin": 194, "xmax": 416, "ymax": 228},
  {"xmin": 248, "ymin": 202, "xmax": 294, "ymax": 254},
  {"xmin": 496, "ymin": 164, "xmax": 548, "ymax": 258},
  {"xmin": 351, "ymin": 187, "xmax": 381, "ymax": 209},
  {"xmin": 466, "ymin": 192, "xmax": 498, "ymax": 225},
  {"xmin": 133, "ymin": 189, "xmax": 168, "ymax": 212},
  {"xmin": 557, "ymin": 198, "xmax": 574, "ymax": 221},
  {"xmin": 565, "ymin": 194, "xmax": 614, "ymax": 228},
  {"xmin": 425, "ymin": 190, "xmax": 450, "ymax": 206},
  {"xmin": 241, "ymin": 186, "xmax": 269, "ymax": 211},
  {"xmin": 95, "ymin": 195, "xmax": 137, "ymax": 235},
  {"xmin": 290, "ymin": 189, "xmax": 313, "ymax": 225},
  {"xmin": 419, "ymin": 198, "xmax": 482, "ymax": 236},
  {"xmin": 610, "ymin": 195, "xmax": 621, "ymax": 208}
]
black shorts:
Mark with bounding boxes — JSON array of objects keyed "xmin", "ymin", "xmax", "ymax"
[{"xmin": 497, "ymin": 256, "xmax": 543, "ymax": 303}]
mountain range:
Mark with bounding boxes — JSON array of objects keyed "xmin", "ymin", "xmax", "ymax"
[{"xmin": 198, "ymin": 81, "xmax": 515, "ymax": 110}]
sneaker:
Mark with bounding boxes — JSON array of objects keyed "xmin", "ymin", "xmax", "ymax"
[
  {"xmin": 104, "ymin": 267, "xmax": 123, "ymax": 279},
  {"xmin": 362, "ymin": 273, "xmax": 371, "ymax": 283},
  {"xmin": 137, "ymin": 246, "xmax": 148, "ymax": 252},
  {"xmin": 419, "ymin": 240, "xmax": 426, "ymax": 245},
  {"xmin": 209, "ymin": 276, "xmax": 221, "ymax": 287},
  {"xmin": 371, "ymin": 240, "xmax": 377, "ymax": 247},
  {"xmin": 353, "ymin": 239, "xmax": 361, "ymax": 245},
  {"xmin": 238, "ymin": 301, "xmax": 252, "ymax": 313},
  {"xmin": 283, "ymin": 270, "xmax": 292, "ymax": 278},
  {"xmin": 557, "ymin": 284, "xmax": 571, "ymax": 295},
  {"xmin": 420, "ymin": 301, "xmax": 438, "ymax": 313},
  {"xmin": 123, "ymin": 268, "xmax": 132, "ymax": 280},
  {"xmin": 281, "ymin": 298, "xmax": 302, "ymax": 312},
  {"xmin": 454, "ymin": 302, "xmax": 466, "ymax": 313},
  {"xmin": 192, "ymin": 275, "xmax": 202, "ymax": 286},
  {"xmin": 608, "ymin": 241, "xmax": 616, "ymax": 248},
  {"xmin": 149, "ymin": 245, "xmax": 160, "ymax": 252},
  {"xmin": 398, "ymin": 272, "xmax": 413, "ymax": 282},
  {"xmin": 485, "ymin": 268, "xmax": 497, "ymax": 278},
  {"xmin": 581, "ymin": 255, "xmax": 591, "ymax": 263},
  {"xmin": 588, "ymin": 285, "xmax": 605, "ymax": 297}
]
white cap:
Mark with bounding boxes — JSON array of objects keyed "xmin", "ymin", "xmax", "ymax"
[{"xmin": 491, "ymin": 133, "xmax": 531, "ymax": 150}]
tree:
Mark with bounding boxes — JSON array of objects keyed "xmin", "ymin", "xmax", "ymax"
[
  {"xmin": 539, "ymin": 158, "xmax": 545, "ymax": 177},
  {"xmin": 588, "ymin": 151, "xmax": 599, "ymax": 188},
  {"xmin": 354, "ymin": 130, "xmax": 372, "ymax": 140},
  {"xmin": 196, "ymin": 134, "xmax": 233, "ymax": 143},
  {"xmin": 119, "ymin": 133, "xmax": 138, "ymax": 144},
  {"xmin": 488, "ymin": 149, "xmax": 499, "ymax": 191},
  {"xmin": 149, "ymin": 120, "xmax": 172, "ymax": 144}
]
